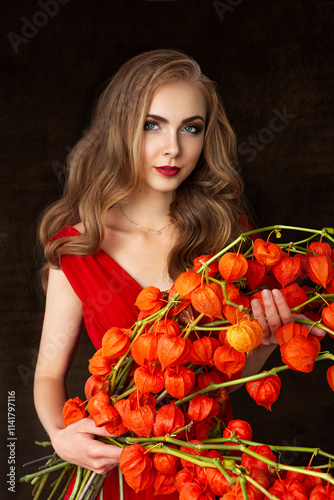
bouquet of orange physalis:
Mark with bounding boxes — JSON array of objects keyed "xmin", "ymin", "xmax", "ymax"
[{"xmin": 21, "ymin": 225, "xmax": 334, "ymax": 500}]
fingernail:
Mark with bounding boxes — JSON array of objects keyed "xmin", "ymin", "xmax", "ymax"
[
  {"xmin": 272, "ymin": 289, "xmax": 280, "ymax": 299},
  {"xmin": 252, "ymin": 299, "xmax": 260, "ymax": 309},
  {"xmin": 262, "ymin": 289, "xmax": 270, "ymax": 300}
]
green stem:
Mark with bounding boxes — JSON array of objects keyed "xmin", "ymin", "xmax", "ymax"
[
  {"xmin": 46, "ymin": 466, "xmax": 69, "ymax": 500},
  {"xmin": 112, "ymin": 385, "xmax": 137, "ymax": 403},
  {"xmin": 294, "ymin": 318, "xmax": 334, "ymax": 336},
  {"xmin": 239, "ymin": 445, "xmax": 334, "ymax": 484},
  {"xmin": 20, "ymin": 461, "xmax": 72, "ymax": 483},
  {"xmin": 68, "ymin": 466, "xmax": 82, "ymax": 500},
  {"xmin": 290, "ymin": 293, "xmax": 334, "ymax": 313},
  {"xmin": 119, "ymin": 466, "xmax": 124, "ymax": 500},
  {"xmin": 213, "ymin": 457, "xmax": 234, "ymax": 485},
  {"xmin": 239, "ymin": 476, "xmax": 249, "ymax": 500},
  {"xmin": 244, "ymin": 475, "xmax": 278, "ymax": 500},
  {"xmin": 73, "ymin": 469, "xmax": 92, "ymax": 499},
  {"xmin": 197, "ymin": 226, "xmax": 334, "ymax": 272},
  {"xmin": 57, "ymin": 466, "xmax": 76, "ymax": 500},
  {"xmin": 33, "ymin": 471, "xmax": 51, "ymax": 500},
  {"xmin": 183, "ymin": 313, "xmax": 205, "ymax": 339},
  {"xmin": 175, "ymin": 352, "xmax": 334, "ymax": 406}
]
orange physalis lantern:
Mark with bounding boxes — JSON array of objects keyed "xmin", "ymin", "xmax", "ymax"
[
  {"xmin": 153, "ymin": 402, "xmax": 185, "ymax": 436},
  {"xmin": 152, "ymin": 448, "xmax": 180, "ymax": 474},
  {"xmin": 241, "ymin": 444, "xmax": 277, "ymax": 475},
  {"xmin": 280, "ymin": 336, "xmax": 317, "ymax": 372},
  {"xmin": 174, "ymin": 270, "xmax": 202, "ymax": 299},
  {"xmin": 253, "ymin": 238, "xmax": 283, "ymax": 266},
  {"xmin": 87, "ymin": 390, "xmax": 110, "ymax": 416},
  {"xmin": 327, "ymin": 366, "xmax": 334, "ymax": 392},
  {"xmin": 275, "ymin": 322, "xmax": 308, "ymax": 346},
  {"xmin": 63, "ymin": 397, "xmax": 87, "ymax": 427},
  {"xmin": 322, "ymin": 303, "xmax": 334, "ymax": 331},
  {"xmin": 164, "ymin": 365, "xmax": 195, "ymax": 399},
  {"xmin": 308, "ymin": 241, "xmax": 332, "ymax": 256},
  {"xmin": 88, "ymin": 348, "xmax": 113, "ymax": 377},
  {"xmin": 246, "ymin": 374, "xmax": 281, "ymax": 410},
  {"xmin": 134, "ymin": 365, "xmax": 164, "ymax": 394},
  {"xmin": 205, "ymin": 467, "xmax": 229, "ymax": 496},
  {"xmin": 167, "ymin": 284, "xmax": 191, "ymax": 317},
  {"xmin": 222, "ymin": 418, "xmax": 253, "ymax": 441},
  {"xmin": 157, "ymin": 334, "xmax": 191, "ymax": 371},
  {"xmin": 128, "ymin": 404, "xmax": 155, "ymax": 438},
  {"xmin": 223, "ymin": 295, "xmax": 250, "ymax": 325},
  {"xmin": 197, "ymin": 369, "xmax": 225, "ymax": 390},
  {"xmin": 153, "ymin": 472, "xmax": 177, "ymax": 496},
  {"xmin": 226, "ymin": 318, "xmax": 263, "ymax": 353},
  {"xmin": 84, "ymin": 374, "xmax": 109, "ymax": 399},
  {"xmin": 152, "ymin": 319, "xmax": 180, "ymax": 336},
  {"xmin": 268, "ymin": 478, "xmax": 308, "ymax": 500},
  {"xmin": 191, "ymin": 283, "xmax": 223, "ymax": 319},
  {"xmin": 218, "ymin": 252, "xmax": 248, "ymax": 283},
  {"xmin": 222, "ymin": 283, "xmax": 240, "ymax": 305},
  {"xmin": 189, "ymin": 336, "xmax": 220, "ymax": 365},
  {"xmin": 246, "ymin": 260, "xmax": 266, "ymax": 290},
  {"xmin": 102, "ymin": 327, "xmax": 130, "ymax": 360},
  {"xmin": 180, "ymin": 483, "xmax": 215, "ymax": 500},
  {"xmin": 120, "ymin": 444, "xmax": 154, "ymax": 493},
  {"xmin": 280, "ymin": 282, "xmax": 308, "ymax": 312},
  {"xmin": 131, "ymin": 332, "xmax": 160, "ymax": 365},
  {"xmin": 213, "ymin": 344, "xmax": 246, "ymax": 377},
  {"xmin": 194, "ymin": 254, "xmax": 219, "ymax": 277},
  {"xmin": 134, "ymin": 286, "xmax": 164, "ymax": 313},
  {"xmin": 272, "ymin": 255, "xmax": 302, "ymax": 288},
  {"xmin": 179, "ymin": 440, "xmax": 208, "ymax": 469},
  {"xmin": 93, "ymin": 405, "xmax": 120, "ymax": 427},
  {"xmin": 306, "ymin": 254, "xmax": 334, "ymax": 288},
  {"xmin": 187, "ymin": 395, "xmax": 220, "ymax": 422}
]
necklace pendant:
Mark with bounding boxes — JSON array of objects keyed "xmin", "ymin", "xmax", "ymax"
[{"xmin": 156, "ymin": 230, "xmax": 161, "ymax": 236}]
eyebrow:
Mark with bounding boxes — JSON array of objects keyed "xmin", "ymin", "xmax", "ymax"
[{"xmin": 146, "ymin": 113, "xmax": 206, "ymax": 125}]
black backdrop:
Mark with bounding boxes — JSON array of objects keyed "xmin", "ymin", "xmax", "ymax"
[{"xmin": 1, "ymin": 1, "xmax": 334, "ymax": 498}]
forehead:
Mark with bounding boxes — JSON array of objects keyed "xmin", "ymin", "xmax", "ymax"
[{"xmin": 148, "ymin": 81, "xmax": 206, "ymax": 119}]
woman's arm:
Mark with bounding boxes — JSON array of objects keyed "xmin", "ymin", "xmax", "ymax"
[{"xmin": 34, "ymin": 268, "xmax": 121, "ymax": 474}]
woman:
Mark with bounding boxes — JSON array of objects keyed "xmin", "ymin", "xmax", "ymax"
[{"xmin": 34, "ymin": 49, "xmax": 318, "ymax": 498}]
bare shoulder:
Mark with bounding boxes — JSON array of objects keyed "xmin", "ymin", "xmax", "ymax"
[{"xmin": 72, "ymin": 222, "xmax": 85, "ymax": 234}]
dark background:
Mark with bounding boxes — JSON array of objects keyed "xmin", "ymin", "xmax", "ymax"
[{"xmin": 1, "ymin": 0, "xmax": 334, "ymax": 498}]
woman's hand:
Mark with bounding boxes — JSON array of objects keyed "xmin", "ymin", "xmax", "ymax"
[
  {"xmin": 50, "ymin": 418, "xmax": 122, "ymax": 475},
  {"xmin": 251, "ymin": 288, "xmax": 324, "ymax": 345}
]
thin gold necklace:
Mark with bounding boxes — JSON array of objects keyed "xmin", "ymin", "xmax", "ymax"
[{"xmin": 119, "ymin": 205, "xmax": 173, "ymax": 236}]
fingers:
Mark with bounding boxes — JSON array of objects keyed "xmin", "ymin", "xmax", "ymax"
[
  {"xmin": 251, "ymin": 289, "xmax": 293, "ymax": 345},
  {"xmin": 80, "ymin": 419, "xmax": 116, "ymax": 438},
  {"xmin": 53, "ymin": 419, "xmax": 122, "ymax": 475}
]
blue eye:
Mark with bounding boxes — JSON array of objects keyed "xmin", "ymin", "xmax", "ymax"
[
  {"xmin": 144, "ymin": 121, "xmax": 159, "ymax": 131},
  {"xmin": 183, "ymin": 125, "xmax": 200, "ymax": 134}
]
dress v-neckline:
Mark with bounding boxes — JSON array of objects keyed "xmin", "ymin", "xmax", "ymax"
[{"xmin": 64, "ymin": 225, "xmax": 143, "ymax": 291}]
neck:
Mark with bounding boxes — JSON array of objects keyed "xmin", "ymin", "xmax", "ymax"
[{"xmin": 120, "ymin": 189, "xmax": 173, "ymax": 231}]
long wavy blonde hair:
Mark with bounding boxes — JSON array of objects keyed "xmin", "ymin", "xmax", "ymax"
[{"xmin": 39, "ymin": 49, "xmax": 245, "ymax": 285}]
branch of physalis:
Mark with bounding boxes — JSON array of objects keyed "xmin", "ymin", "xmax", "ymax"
[
  {"xmin": 196, "ymin": 226, "xmax": 334, "ymax": 273},
  {"xmin": 238, "ymin": 444, "xmax": 334, "ymax": 484},
  {"xmin": 175, "ymin": 352, "xmax": 334, "ymax": 406}
]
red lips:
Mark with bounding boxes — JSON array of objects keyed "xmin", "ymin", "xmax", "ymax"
[{"xmin": 154, "ymin": 166, "xmax": 181, "ymax": 177}]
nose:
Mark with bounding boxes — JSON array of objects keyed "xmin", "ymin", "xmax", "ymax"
[{"xmin": 162, "ymin": 130, "xmax": 181, "ymax": 159}]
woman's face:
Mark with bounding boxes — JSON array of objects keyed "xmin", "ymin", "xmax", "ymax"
[{"xmin": 141, "ymin": 80, "xmax": 206, "ymax": 196}]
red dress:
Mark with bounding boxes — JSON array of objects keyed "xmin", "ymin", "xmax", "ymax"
[{"xmin": 52, "ymin": 225, "xmax": 234, "ymax": 499}]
